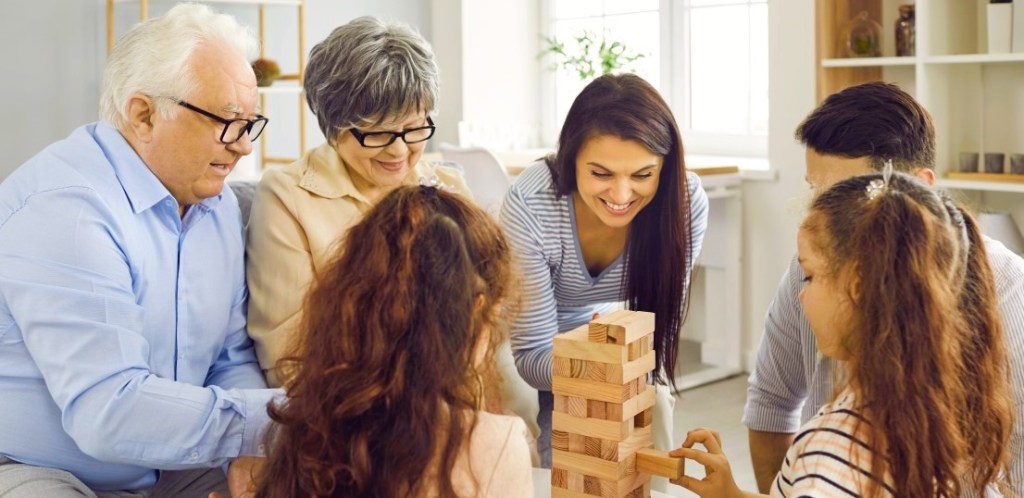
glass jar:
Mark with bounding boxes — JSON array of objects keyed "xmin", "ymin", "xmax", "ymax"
[
  {"xmin": 844, "ymin": 11, "xmax": 882, "ymax": 57},
  {"xmin": 895, "ymin": 4, "xmax": 915, "ymax": 57}
]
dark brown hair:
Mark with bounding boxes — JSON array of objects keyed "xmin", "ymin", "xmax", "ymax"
[
  {"xmin": 803, "ymin": 173, "xmax": 1013, "ymax": 497},
  {"xmin": 546, "ymin": 73, "xmax": 694, "ymax": 386},
  {"xmin": 795, "ymin": 82, "xmax": 935, "ymax": 173},
  {"xmin": 255, "ymin": 186, "xmax": 512, "ymax": 498}
]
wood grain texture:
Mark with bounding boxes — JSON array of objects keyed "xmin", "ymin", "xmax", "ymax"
[
  {"xmin": 635, "ymin": 448, "xmax": 685, "ymax": 479},
  {"xmin": 554, "ymin": 325, "xmax": 628, "ymax": 364},
  {"xmin": 552, "ymin": 411, "xmax": 633, "ymax": 441}
]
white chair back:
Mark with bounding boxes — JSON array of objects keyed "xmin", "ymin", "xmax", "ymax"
[{"xmin": 438, "ymin": 143, "xmax": 512, "ymax": 215}]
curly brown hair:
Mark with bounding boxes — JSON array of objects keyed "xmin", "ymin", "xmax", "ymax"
[
  {"xmin": 254, "ymin": 186, "xmax": 512, "ymax": 497},
  {"xmin": 803, "ymin": 173, "xmax": 1014, "ymax": 497}
]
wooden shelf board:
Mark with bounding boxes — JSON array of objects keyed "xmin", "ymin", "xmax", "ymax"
[
  {"xmin": 937, "ymin": 174, "xmax": 1024, "ymax": 193},
  {"xmin": 923, "ymin": 53, "xmax": 1024, "ymax": 65},
  {"xmin": 820, "ymin": 56, "xmax": 916, "ymax": 68}
]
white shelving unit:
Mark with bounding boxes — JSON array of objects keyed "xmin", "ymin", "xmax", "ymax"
[
  {"xmin": 675, "ymin": 172, "xmax": 743, "ymax": 391},
  {"xmin": 106, "ymin": 0, "xmax": 306, "ymax": 170},
  {"xmin": 817, "ymin": 0, "xmax": 1024, "ymax": 238}
]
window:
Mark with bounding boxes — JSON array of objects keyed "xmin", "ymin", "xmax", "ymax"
[{"xmin": 542, "ymin": 0, "xmax": 768, "ymax": 168}]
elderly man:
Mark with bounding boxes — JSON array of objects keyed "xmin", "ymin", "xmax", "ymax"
[{"xmin": 0, "ymin": 4, "xmax": 279, "ymax": 496}]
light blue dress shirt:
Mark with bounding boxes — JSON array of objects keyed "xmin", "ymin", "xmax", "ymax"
[{"xmin": 0, "ymin": 123, "xmax": 280, "ymax": 491}]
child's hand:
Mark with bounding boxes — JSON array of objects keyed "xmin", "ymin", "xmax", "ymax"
[{"xmin": 669, "ymin": 428, "xmax": 744, "ymax": 498}]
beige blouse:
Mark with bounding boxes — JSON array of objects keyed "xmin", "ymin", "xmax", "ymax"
[
  {"xmin": 245, "ymin": 143, "xmax": 469, "ymax": 386},
  {"xmin": 450, "ymin": 412, "xmax": 535, "ymax": 497}
]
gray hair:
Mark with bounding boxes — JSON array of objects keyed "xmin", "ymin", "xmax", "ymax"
[
  {"xmin": 99, "ymin": 3, "xmax": 258, "ymax": 128},
  {"xmin": 304, "ymin": 16, "xmax": 439, "ymax": 143}
]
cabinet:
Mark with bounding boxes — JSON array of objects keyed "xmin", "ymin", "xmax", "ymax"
[
  {"xmin": 106, "ymin": 0, "xmax": 306, "ymax": 171},
  {"xmin": 816, "ymin": 0, "xmax": 1024, "ymax": 234}
]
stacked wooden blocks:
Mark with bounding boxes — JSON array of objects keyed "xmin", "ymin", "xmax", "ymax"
[{"xmin": 550, "ymin": 310, "xmax": 681, "ymax": 498}]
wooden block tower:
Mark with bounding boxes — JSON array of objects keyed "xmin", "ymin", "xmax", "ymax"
[{"xmin": 550, "ymin": 310, "xmax": 683, "ymax": 498}]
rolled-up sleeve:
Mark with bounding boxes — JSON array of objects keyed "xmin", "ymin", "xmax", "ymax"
[{"xmin": 742, "ymin": 257, "xmax": 811, "ymax": 433}]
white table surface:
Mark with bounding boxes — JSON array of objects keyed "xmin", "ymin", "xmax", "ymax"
[{"xmin": 531, "ymin": 468, "xmax": 675, "ymax": 497}]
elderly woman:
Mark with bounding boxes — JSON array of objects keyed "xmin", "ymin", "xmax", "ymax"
[{"xmin": 246, "ymin": 17, "xmax": 468, "ymax": 386}]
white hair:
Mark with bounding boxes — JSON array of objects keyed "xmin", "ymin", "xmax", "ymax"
[{"xmin": 99, "ymin": 3, "xmax": 258, "ymax": 128}]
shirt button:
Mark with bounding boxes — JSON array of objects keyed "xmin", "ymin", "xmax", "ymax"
[
  {"xmin": 257, "ymin": 444, "xmax": 266, "ymax": 454},
  {"xmin": 190, "ymin": 451, "xmax": 199, "ymax": 460}
]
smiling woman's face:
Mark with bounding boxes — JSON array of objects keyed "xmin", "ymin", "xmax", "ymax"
[
  {"xmin": 333, "ymin": 110, "xmax": 430, "ymax": 200},
  {"xmin": 573, "ymin": 134, "xmax": 663, "ymax": 229}
]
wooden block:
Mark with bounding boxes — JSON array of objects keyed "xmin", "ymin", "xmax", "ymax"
[
  {"xmin": 606, "ymin": 351, "xmax": 655, "ymax": 385},
  {"xmin": 553, "ymin": 411, "xmax": 632, "ymax": 441},
  {"xmin": 552, "ymin": 449, "xmax": 633, "ymax": 481},
  {"xmin": 552, "ymin": 376, "xmax": 631, "ymax": 403},
  {"xmin": 551, "ymin": 467, "xmax": 569, "ymax": 488},
  {"xmin": 568, "ymin": 396, "xmax": 588, "ymax": 418},
  {"xmin": 554, "ymin": 325, "xmax": 629, "ymax": 364},
  {"xmin": 584, "ymin": 475, "xmax": 602, "ymax": 495},
  {"xmin": 553, "ymin": 357, "xmax": 573, "ymax": 377},
  {"xmin": 583, "ymin": 361, "xmax": 607, "ymax": 382},
  {"xmin": 634, "ymin": 407, "xmax": 653, "ymax": 428},
  {"xmin": 605, "ymin": 311, "xmax": 656, "ymax": 345},
  {"xmin": 584, "ymin": 436, "xmax": 603, "ymax": 457},
  {"xmin": 567, "ymin": 470, "xmax": 585, "ymax": 492},
  {"xmin": 552, "ymin": 430, "xmax": 570, "ymax": 451},
  {"xmin": 588, "ymin": 322, "xmax": 608, "ymax": 343},
  {"xmin": 568, "ymin": 433, "xmax": 587, "ymax": 453},
  {"xmin": 589, "ymin": 310, "xmax": 635, "ymax": 336},
  {"xmin": 604, "ymin": 385, "xmax": 657, "ymax": 422},
  {"xmin": 598, "ymin": 425, "xmax": 652, "ymax": 461},
  {"xmin": 627, "ymin": 334, "xmax": 653, "ymax": 361},
  {"xmin": 636, "ymin": 448, "xmax": 685, "ymax": 479},
  {"xmin": 587, "ymin": 399, "xmax": 607, "ymax": 419},
  {"xmin": 554, "ymin": 394, "xmax": 569, "ymax": 413},
  {"xmin": 592, "ymin": 469, "xmax": 652, "ymax": 497}
]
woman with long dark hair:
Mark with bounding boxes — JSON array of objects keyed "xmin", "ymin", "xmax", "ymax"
[
  {"xmin": 673, "ymin": 173, "xmax": 1014, "ymax": 497},
  {"xmin": 254, "ymin": 186, "xmax": 532, "ymax": 497},
  {"xmin": 500, "ymin": 73, "xmax": 709, "ymax": 477}
]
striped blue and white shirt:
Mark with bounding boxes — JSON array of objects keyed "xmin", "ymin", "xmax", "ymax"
[
  {"xmin": 500, "ymin": 162, "xmax": 709, "ymax": 391},
  {"xmin": 745, "ymin": 237, "xmax": 1024, "ymax": 496}
]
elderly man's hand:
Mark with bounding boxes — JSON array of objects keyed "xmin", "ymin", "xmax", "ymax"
[{"xmin": 225, "ymin": 456, "xmax": 265, "ymax": 498}]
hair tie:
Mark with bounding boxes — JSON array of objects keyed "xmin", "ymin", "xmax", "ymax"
[
  {"xmin": 418, "ymin": 173, "xmax": 456, "ymax": 193},
  {"xmin": 866, "ymin": 159, "xmax": 896, "ymax": 200}
]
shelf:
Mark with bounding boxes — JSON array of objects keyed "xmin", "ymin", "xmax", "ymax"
[
  {"xmin": 820, "ymin": 56, "xmax": 916, "ymax": 68},
  {"xmin": 923, "ymin": 53, "xmax": 1024, "ymax": 65},
  {"xmin": 936, "ymin": 177, "xmax": 1024, "ymax": 194},
  {"xmin": 113, "ymin": 0, "xmax": 301, "ymax": 5}
]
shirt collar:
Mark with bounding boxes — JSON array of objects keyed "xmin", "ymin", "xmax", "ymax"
[
  {"xmin": 298, "ymin": 142, "xmax": 423, "ymax": 202},
  {"xmin": 95, "ymin": 122, "xmax": 223, "ymax": 215}
]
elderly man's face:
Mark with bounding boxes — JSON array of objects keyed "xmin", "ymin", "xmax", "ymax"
[{"xmin": 144, "ymin": 41, "xmax": 258, "ymax": 209}]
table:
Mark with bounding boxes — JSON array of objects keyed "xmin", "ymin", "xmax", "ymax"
[{"xmin": 532, "ymin": 468, "xmax": 675, "ymax": 497}]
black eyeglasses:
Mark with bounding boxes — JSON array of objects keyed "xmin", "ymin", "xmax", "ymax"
[
  {"xmin": 165, "ymin": 97, "xmax": 268, "ymax": 144},
  {"xmin": 349, "ymin": 117, "xmax": 436, "ymax": 148}
]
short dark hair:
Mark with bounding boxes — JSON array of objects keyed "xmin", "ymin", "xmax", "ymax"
[
  {"xmin": 795, "ymin": 82, "xmax": 935, "ymax": 172},
  {"xmin": 546, "ymin": 73, "xmax": 695, "ymax": 387}
]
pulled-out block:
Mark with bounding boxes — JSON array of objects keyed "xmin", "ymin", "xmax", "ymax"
[{"xmin": 635, "ymin": 448, "xmax": 685, "ymax": 479}]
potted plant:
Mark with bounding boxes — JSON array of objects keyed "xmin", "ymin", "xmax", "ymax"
[{"xmin": 540, "ymin": 30, "xmax": 645, "ymax": 80}]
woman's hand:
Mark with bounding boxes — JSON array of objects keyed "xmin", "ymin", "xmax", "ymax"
[{"xmin": 669, "ymin": 428, "xmax": 746, "ymax": 498}]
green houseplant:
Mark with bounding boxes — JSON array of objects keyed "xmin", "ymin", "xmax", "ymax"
[{"xmin": 540, "ymin": 30, "xmax": 645, "ymax": 80}]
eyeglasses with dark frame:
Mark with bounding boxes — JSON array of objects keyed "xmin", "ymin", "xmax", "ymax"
[
  {"xmin": 162, "ymin": 97, "xmax": 268, "ymax": 144},
  {"xmin": 349, "ymin": 117, "xmax": 436, "ymax": 148}
]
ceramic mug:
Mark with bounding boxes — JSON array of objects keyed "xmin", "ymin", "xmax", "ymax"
[
  {"xmin": 959, "ymin": 152, "xmax": 979, "ymax": 173},
  {"xmin": 1010, "ymin": 153, "xmax": 1024, "ymax": 175},
  {"xmin": 984, "ymin": 153, "xmax": 1005, "ymax": 174}
]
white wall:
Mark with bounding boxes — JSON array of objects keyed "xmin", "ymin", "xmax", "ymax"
[
  {"xmin": 738, "ymin": 0, "xmax": 817, "ymax": 367},
  {"xmin": 430, "ymin": 0, "xmax": 542, "ymax": 149},
  {"xmin": 1, "ymin": 1, "xmax": 106, "ymax": 177}
]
